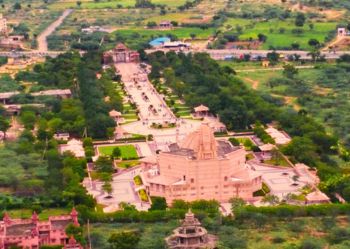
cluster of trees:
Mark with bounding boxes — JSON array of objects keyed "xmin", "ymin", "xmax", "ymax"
[
  {"xmin": 14, "ymin": 52, "xmax": 120, "ymax": 139},
  {"xmin": 135, "ymin": 0, "xmax": 155, "ymax": 8},
  {"xmin": 0, "ymin": 127, "xmax": 94, "ymax": 210},
  {"xmin": 148, "ymin": 51, "xmax": 279, "ymax": 130},
  {"xmin": 177, "ymin": 0, "xmax": 203, "ymax": 11}
]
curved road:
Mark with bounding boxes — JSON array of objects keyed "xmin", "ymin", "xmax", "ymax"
[{"xmin": 37, "ymin": 9, "xmax": 73, "ymax": 52}]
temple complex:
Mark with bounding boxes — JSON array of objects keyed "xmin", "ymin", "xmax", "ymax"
[
  {"xmin": 0, "ymin": 208, "xmax": 82, "ymax": 249},
  {"xmin": 103, "ymin": 43, "xmax": 140, "ymax": 64},
  {"xmin": 166, "ymin": 209, "xmax": 217, "ymax": 249},
  {"xmin": 141, "ymin": 123, "xmax": 262, "ymax": 204}
]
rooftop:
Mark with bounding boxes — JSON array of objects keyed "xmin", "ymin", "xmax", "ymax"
[{"xmin": 166, "ymin": 123, "xmax": 237, "ymax": 159}]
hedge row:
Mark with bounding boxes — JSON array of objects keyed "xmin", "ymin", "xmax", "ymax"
[{"xmin": 234, "ymin": 204, "xmax": 350, "ymax": 220}]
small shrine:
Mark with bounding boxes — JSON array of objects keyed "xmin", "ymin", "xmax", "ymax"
[{"xmin": 165, "ymin": 210, "xmax": 217, "ymax": 249}]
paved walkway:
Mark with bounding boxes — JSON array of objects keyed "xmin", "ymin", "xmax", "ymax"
[
  {"xmin": 116, "ymin": 62, "xmax": 203, "ymax": 144},
  {"xmin": 115, "ymin": 63, "xmax": 175, "ymax": 124},
  {"xmin": 84, "ymin": 166, "xmax": 149, "ymax": 212}
]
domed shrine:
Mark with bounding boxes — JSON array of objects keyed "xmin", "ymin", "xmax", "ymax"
[{"xmin": 166, "ymin": 209, "xmax": 217, "ymax": 249}]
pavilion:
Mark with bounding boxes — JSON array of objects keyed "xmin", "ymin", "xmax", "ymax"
[
  {"xmin": 165, "ymin": 209, "xmax": 217, "ymax": 249},
  {"xmin": 109, "ymin": 109, "xmax": 124, "ymax": 124},
  {"xmin": 193, "ymin": 104, "xmax": 209, "ymax": 118}
]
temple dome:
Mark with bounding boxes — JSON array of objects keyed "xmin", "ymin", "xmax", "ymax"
[{"xmin": 180, "ymin": 123, "xmax": 217, "ymax": 160}]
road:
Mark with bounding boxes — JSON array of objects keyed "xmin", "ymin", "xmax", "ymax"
[
  {"xmin": 146, "ymin": 48, "xmax": 350, "ymax": 61},
  {"xmin": 0, "ymin": 43, "xmax": 350, "ymax": 61},
  {"xmin": 37, "ymin": 9, "xmax": 73, "ymax": 52}
]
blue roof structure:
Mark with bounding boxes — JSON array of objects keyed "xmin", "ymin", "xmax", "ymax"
[{"xmin": 149, "ymin": 37, "xmax": 171, "ymax": 47}]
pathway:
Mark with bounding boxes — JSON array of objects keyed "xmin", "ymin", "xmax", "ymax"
[
  {"xmin": 37, "ymin": 9, "xmax": 73, "ymax": 52},
  {"xmin": 115, "ymin": 63, "xmax": 175, "ymax": 124},
  {"xmin": 236, "ymin": 65, "xmax": 314, "ymax": 73}
]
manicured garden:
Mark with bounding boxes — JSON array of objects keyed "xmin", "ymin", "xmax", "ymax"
[{"xmin": 98, "ymin": 145, "xmax": 138, "ymax": 159}]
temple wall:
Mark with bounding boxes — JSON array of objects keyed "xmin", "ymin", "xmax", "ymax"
[{"xmin": 153, "ymin": 148, "xmax": 262, "ymax": 203}]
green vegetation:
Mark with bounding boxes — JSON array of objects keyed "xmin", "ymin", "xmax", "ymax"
[
  {"xmin": 98, "ymin": 145, "xmax": 138, "ymax": 160},
  {"xmin": 138, "ymin": 189, "xmax": 148, "ymax": 202},
  {"xmin": 134, "ymin": 175, "xmax": 143, "ymax": 186}
]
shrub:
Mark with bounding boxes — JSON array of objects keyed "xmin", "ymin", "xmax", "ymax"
[
  {"xmin": 138, "ymin": 189, "xmax": 148, "ymax": 202},
  {"xmin": 134, "ymin": 175, "xmax": 143, "ymax": 186}
]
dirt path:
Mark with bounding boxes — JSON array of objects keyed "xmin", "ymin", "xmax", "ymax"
[
  {"xmin": 236, "ymin": 65, "xmax": 314, "ymax": 73},
  {"xmin": 37, "ymin": 9, "xmax": 73, "ymax": 52},
  {"xmin": 243, "ymin": 77, "xmax": 259, "ymax": 89}
]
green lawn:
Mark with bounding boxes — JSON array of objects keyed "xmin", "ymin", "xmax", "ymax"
[
  {"xmin": 117, "ymin": 160, "xmax": 140, "ymax": 168},
  {"xmin": 114, "ymin": 27, "xmax": 215, "ymax": 40},
  {"xmin": 223, "ymin": 18, "xmax": 337, "ymax": 50},
  {"xmin": 98, "ymin": 145, "xmax": 138, "ymax": 159},
  {"xmin": 6, "ymin": 208, "xmax": 69, "ymax": 220}
]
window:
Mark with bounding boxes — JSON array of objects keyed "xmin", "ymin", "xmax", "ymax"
[
  {"xmin": 224, "ymin": 176, "xmax": 228, "ymax": 181},
  {"xmin": 191, "ymin": 178, "xmax": 194, "ymax": 183}
]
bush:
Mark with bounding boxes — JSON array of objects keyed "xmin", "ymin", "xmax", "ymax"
[
  {"xmin": 134, "ymin": 175, "xmax": 143, "ymax": 186},
  {"xmin": 138, "ymin": 189, "xmax": 148, "ymax": 202},
  {"xmin": 272, "ymin": 236, "xmax": 285, "ymax": 244}
]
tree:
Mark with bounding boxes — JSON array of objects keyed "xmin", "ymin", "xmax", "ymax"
[
  {"xmin": 66, "ymin": 224, "xmax": 86, "ymax": 245},
  {"xmin": 300, "ymin": 237, "xmax": 323, "ymax": 249},
  {"xmin": 108, "ymin": 231, "xmax": 140, "ymax": 249},
  {"xmin": 76, "ymin": 1, "xmax": 82, "ymax": 7},
  {"xmin": 149, "ymin": 196, "xmax": 167, "ymax": 210},
  {"xmin": 257, "ymin": 33, "xmax": 267, "ymax": 42},
  {"xmin": 146, "ymin": 21, "xmax": 157, "ymax": 28},
  {"xmin": 95, "ymin": 156, "xmax": 114, "ymax": 173},
  {"xmin": 267, "ymin": 51, "xmax": 279, "ymax": 64},
  {"xmin": 295, "ymin": 12, "xmax": 306, "ymax": 27},
  {"xmin": 20, "ymin": 111, "xmax": 36, "ymax": 130},
  {"xmin": 262, "ymin": 194, "xmax": 279, "ymax": 205},
  {"xmin": 308, "ymin": 38, "xmax": 320, "ymax": 48},
  {"xmin": 283, "ymin": 64, "xmax": 298, "ymax": 79},
  {"xmin": 0, "ymin": 117, "xmax": 10, "ymax": 140},
  {"xmin": 102, "ymin": 181, "xmax": 112, "ymax": 196},
  {"xmin": 135, "ymin": 0, "xmax": 154, "ymax": 8},
  {"xmin": 13, "ymin": 2, "xmax": 21, "ymax": 10},
  {"xmin": 307, "ymin": 48, "xmax": 321, "ymax": 62},
  {"xmin": 229, "ymin": 197, "xmax": 246, "ymax": 213},
  {"xmin": 112, "ymin": 147, "xmax": 121, "ymax": 159},
  {"xmin": 190, "ymin": 33, "xmax": 197, "ymax": 40}
]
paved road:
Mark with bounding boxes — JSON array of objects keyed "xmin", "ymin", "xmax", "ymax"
[
  {"xmin": 0, "ymin": 43, "xmax": 349, "ymax": 61},
  {"xmin": 37, "ymin": 9, "xmax": 73, "ymax": 52},
  {"xmin": 146, "ymin": 48, "xmax": 350, "ymax": 61}
]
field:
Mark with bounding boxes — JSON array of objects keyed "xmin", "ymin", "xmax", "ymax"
[
  {"xmin": 223, "ymin": 18, "xmax": 337, "ymax": 50},
  {"xmin": 98, "ymin": 144, "xmax": 138, "ymax": 159},
  {"xmin": 49, "ymin": 0, "xmax": 187, "ymax": 10}
]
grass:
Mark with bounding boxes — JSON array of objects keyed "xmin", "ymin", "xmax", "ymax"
[
  {"xmin": 138, "ymin": 189, "xmax": 148, "ymax": 202},
  {"xmin": 98, "ymin": 145, "xmax": 138, "ymax": 159},
  {"xmin": 5, "ymin": 208, "xmax": 69, "ymax": 220},
  {"xmin": 264, "ymin": 157, "xmax": 291, "ymax": 167},
  {"xmin": 237, "ymin": 137, "xmax": 256, "ymax": 150},
  {"xmin": 223, "ymin": 18, "xmax": 337, "ymax": 50},
  {"xmin": 113, "ymin": 26, "xmax": 215, "ymax": 40},
  {"xmin": 117, "ymin": 160, "xmax": 140, "ymax": 168},
  {"xmin": 49, "ymin": 0, "xmax": 187, "ymax": 10}
]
